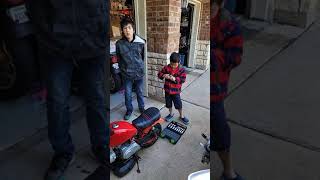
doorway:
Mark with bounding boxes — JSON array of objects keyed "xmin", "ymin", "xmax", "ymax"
[
  {"xmin": 179, "ymin": 4, "xmax": 194, "ymax": 67},
  {"xmin": 179, "ymin": 0, "xmax": 201, "ymax": 69}
]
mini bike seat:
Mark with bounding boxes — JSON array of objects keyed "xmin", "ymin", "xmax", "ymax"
[{"xmin": 132, "ymin": 107, "xmax": 161, "ymax": 130}]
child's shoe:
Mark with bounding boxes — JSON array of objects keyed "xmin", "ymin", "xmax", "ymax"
[
  {"xmin": 180, "ymin": 117, "xmax": 189, "ymax": 125},
  {"xmin": 165, "ymin": 113, "xmax": 174, "ymax": 122}
]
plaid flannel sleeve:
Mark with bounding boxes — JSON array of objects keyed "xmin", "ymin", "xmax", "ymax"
[
  {"xmin": 175, "ymin": 68, "xmax": 186, "ymax": 84},
  {"xmin": 224, "ymin": 21, "xmax": 244, "ymax": 70}
]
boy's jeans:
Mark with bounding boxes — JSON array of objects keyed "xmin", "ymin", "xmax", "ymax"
[
  {"xmin": 46, "ymin": 53, "xmax": 109, "ymax": 156},
  {"xmin": 124, "ymin": 78, "xmax": 144, "ymax": 113}
]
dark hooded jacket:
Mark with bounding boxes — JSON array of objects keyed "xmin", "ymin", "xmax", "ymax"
[
  {"xmin": 116, "ymin": 34, "xmax": 146, "ymax": 80},
  {"xmin": 26, "ymin": 0, "xmax": 108, "ymax": 59}
]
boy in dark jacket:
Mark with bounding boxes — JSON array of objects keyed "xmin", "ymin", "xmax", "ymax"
[
  {"xmin": 158, "ymin": 52, "xmax": 189, "ymax": 125},
  {"xmin": 212, "ymin": 0, "xmax": 244, "ymax": 180},
  {"xmin": 116, "ymin": 17, "xmax": 146, "ymax": 120}
]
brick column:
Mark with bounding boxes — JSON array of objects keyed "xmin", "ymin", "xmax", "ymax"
[
  {"xmin": 195, "ymin": 0, "xmax": 210, "ymax": 70},
  {"xmin": 146, "ymin": 0, "xmax": 181, "ymax": 99}
]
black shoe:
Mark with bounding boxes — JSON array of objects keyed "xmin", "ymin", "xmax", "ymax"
[
  {"xmin": 124, "ymin": 111, "xmax": 132, "ymax": 120},
  {"xmin": 44, "ymin": 154, "xmax": 74, "ymax": 180},
  {"xmin": 92, "ymin": 146, "xmax": 109, "ymax": 166},
  {"xmin": 139, "ymin": 107, "xmax": 145, "ymax": 113},
  {"xmin": 220, "ymin": 173, "xmax": 244, "ymax": 180}
]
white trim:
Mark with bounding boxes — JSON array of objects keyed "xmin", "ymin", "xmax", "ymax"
[
  {"xmin": 187, "ymin": 0, "xmax": 201, "ymax": 68},
  {"xmin": 133, "ymin": 35, "xmax": 146, "ymax": 44},
  {"xmin": 134, "ymin": 0, "xmax": 148, "ymax": 96}
]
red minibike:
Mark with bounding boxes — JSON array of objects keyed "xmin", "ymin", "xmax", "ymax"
[{"xmin": 109, "ymin": 107, "xmax": 164, "ymax": 177}]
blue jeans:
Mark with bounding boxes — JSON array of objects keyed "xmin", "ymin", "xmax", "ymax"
[
  {"xmin": 211, "ymin": 101, "xmax": 231, "ymax": 151},
  {"xmin": 46, "ymin": 53, "xmax": 108, "ymax": 155},
  {"xmin": 124, "ymin": 78, "xmax": 144, "ymax": 113}
]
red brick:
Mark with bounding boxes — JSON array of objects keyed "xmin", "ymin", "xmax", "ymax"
[
  {"xmin": 147, "ymin": 0, "xmax": 181, "ymax": 54},
  {"xmin": 198, "ymin": 2, "xmax": 210, "ymax": 41}
]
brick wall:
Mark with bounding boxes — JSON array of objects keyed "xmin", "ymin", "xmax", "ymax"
[
  {"xmin": 195, "ymin": 40, "xmax": 210, "ymax": 70},
  {"xmin": 195, "ymin": 0, "xmax": 210, "ymax": 70},
  {"xmin": 146, "ymin": 0, "xmax": 181, "ymax": 54},
  {"xmin": 146, "ymin": 0, "xmax": 211, "ymax": 98},
  {"xmin": 146, "ymin": 0, "xmax": 181, "ymax": 98},
  {"xmin": 198, "ymin": 1, "xmax": 210, "ymax": 41},
  {"xmin": 147, "ymin": 53, "xmax": 170, "ymax": 100}
]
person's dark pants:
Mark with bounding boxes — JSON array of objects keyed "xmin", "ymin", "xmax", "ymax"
[
  {"xmin": 165, "ymin": 93, "xmax": 182, "ymax": 110},
  {"xmin": 46, "ymin": 53, "xmax": 108, "ymax": 156},
  {"xmin": 211, "ymin": 100, "xmax": 231, "ymax": 151},
  {"xmin": 124, "ymin": 78, "xmax": 144, "ymax": 113},
  {"xmin": 224, "ymin": 0, "xmax": 237, "ymax": 13}
]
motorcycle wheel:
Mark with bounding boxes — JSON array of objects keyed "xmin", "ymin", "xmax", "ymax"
[
  {"xmin": 111, "ymin": 156, "xmax": 136, "ymax": 178},
  {"xmin": 110, "ymin": 73, "xmax": 121, "ymax": 93},
  {"xmin": 140, "ymin": 123, "xmax": 162, "ymax": 148}
]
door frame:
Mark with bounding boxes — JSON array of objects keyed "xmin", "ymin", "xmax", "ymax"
[
  {"xmin": 186, "ymin": 0, "xmax": 201, "ymax": 68},
  {"xmin": 134, "ymin": 0, "xmax": 148, "ymax": 96}
]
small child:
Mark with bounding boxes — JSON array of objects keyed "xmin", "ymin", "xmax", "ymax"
[{"xmin": 158, "ymin": 52, "xmax": 189, "ymax": 125}]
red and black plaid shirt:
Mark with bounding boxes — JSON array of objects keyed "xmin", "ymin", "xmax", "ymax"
[
  {"xmin": 211, "ymin": 9, "xmax": 244, "ymax": 103},
  {"xmin": 158, "ymin": 65, "xmax": 186, "ymax": 95}
]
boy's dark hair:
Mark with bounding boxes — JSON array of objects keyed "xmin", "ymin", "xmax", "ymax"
[
  {"xmin": 213, "ymin": 0, "xmax": 224, "ymax": 6},
  {"xmin": 170, "ymin": 52, "xmax": 180, "ymax": 63},
  {"xmin": 120, "ymin": 16, "xmax": 135, "ymax": 30}
]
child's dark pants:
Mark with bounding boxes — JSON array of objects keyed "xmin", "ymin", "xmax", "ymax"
[{"xmin": 165, "ymin": 93, "xmax": 182, "ymax": 110}]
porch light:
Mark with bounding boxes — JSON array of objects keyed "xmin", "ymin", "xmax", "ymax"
[{"xmin": 181, "ymin": 0, "xmax": 189, "ymax": 9}]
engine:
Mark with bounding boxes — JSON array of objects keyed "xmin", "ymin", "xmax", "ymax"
[
  {"xmin": 110, "ymin": 149, "xmax": 117, "ymax": 164},
  {"xmin": 110, "ymin": 141, "xmax": 141, "ymax": 163}
]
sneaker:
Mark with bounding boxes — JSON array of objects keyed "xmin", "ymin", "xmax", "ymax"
[
  {"xmin": 180, "ymin": 117, "xmax": 189, "ymax": 125},
  {"xmin": 165, "ymin": 113, "xmax": 174, "ymax": 122},
  {"xmin": 44, "ymin": 154, "xmax": 74, "ymax": 180},
  {"xmin": 220, "ymin": 173, "xmax": 244, "ymax": 180},
  {"xmin": 91, "ymin": 146, "xmax": 109, "ymax": 166},
  {"xmin": 124, "ymin": 111, "xmax": 132, "ymax": 120},
  {"xmin": 139, "ymin": 107, "xmax": 145, "ymax": 113}
]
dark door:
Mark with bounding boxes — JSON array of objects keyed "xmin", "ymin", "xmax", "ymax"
[{"xmin": 179, "ymin": 4, "xmax": 194, "ymax": 67}]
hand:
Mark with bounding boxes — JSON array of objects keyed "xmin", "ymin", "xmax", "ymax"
[
  {"xmin": 170, "ymin": 76, "xmax": 176, "ymax": 82},
  {"xmin": 163, "ymin": 74, "xmax": 170, "ymax": 79}
]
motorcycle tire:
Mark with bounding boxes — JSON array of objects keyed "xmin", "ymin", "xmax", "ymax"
[
  {"xmin": 140, "ymin": 123, "xmax": 162, "ymax": 148},
  {"xmin": 112, "ymin": 156, "xmax": 136, "ymax": 178},
  {"xmin": 84, "ymin": 165, "xmax": 109, "ymax": 180},
  {"xmin": 110, "ymin": 73, "xmax": 121, "ymax": 94}
]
